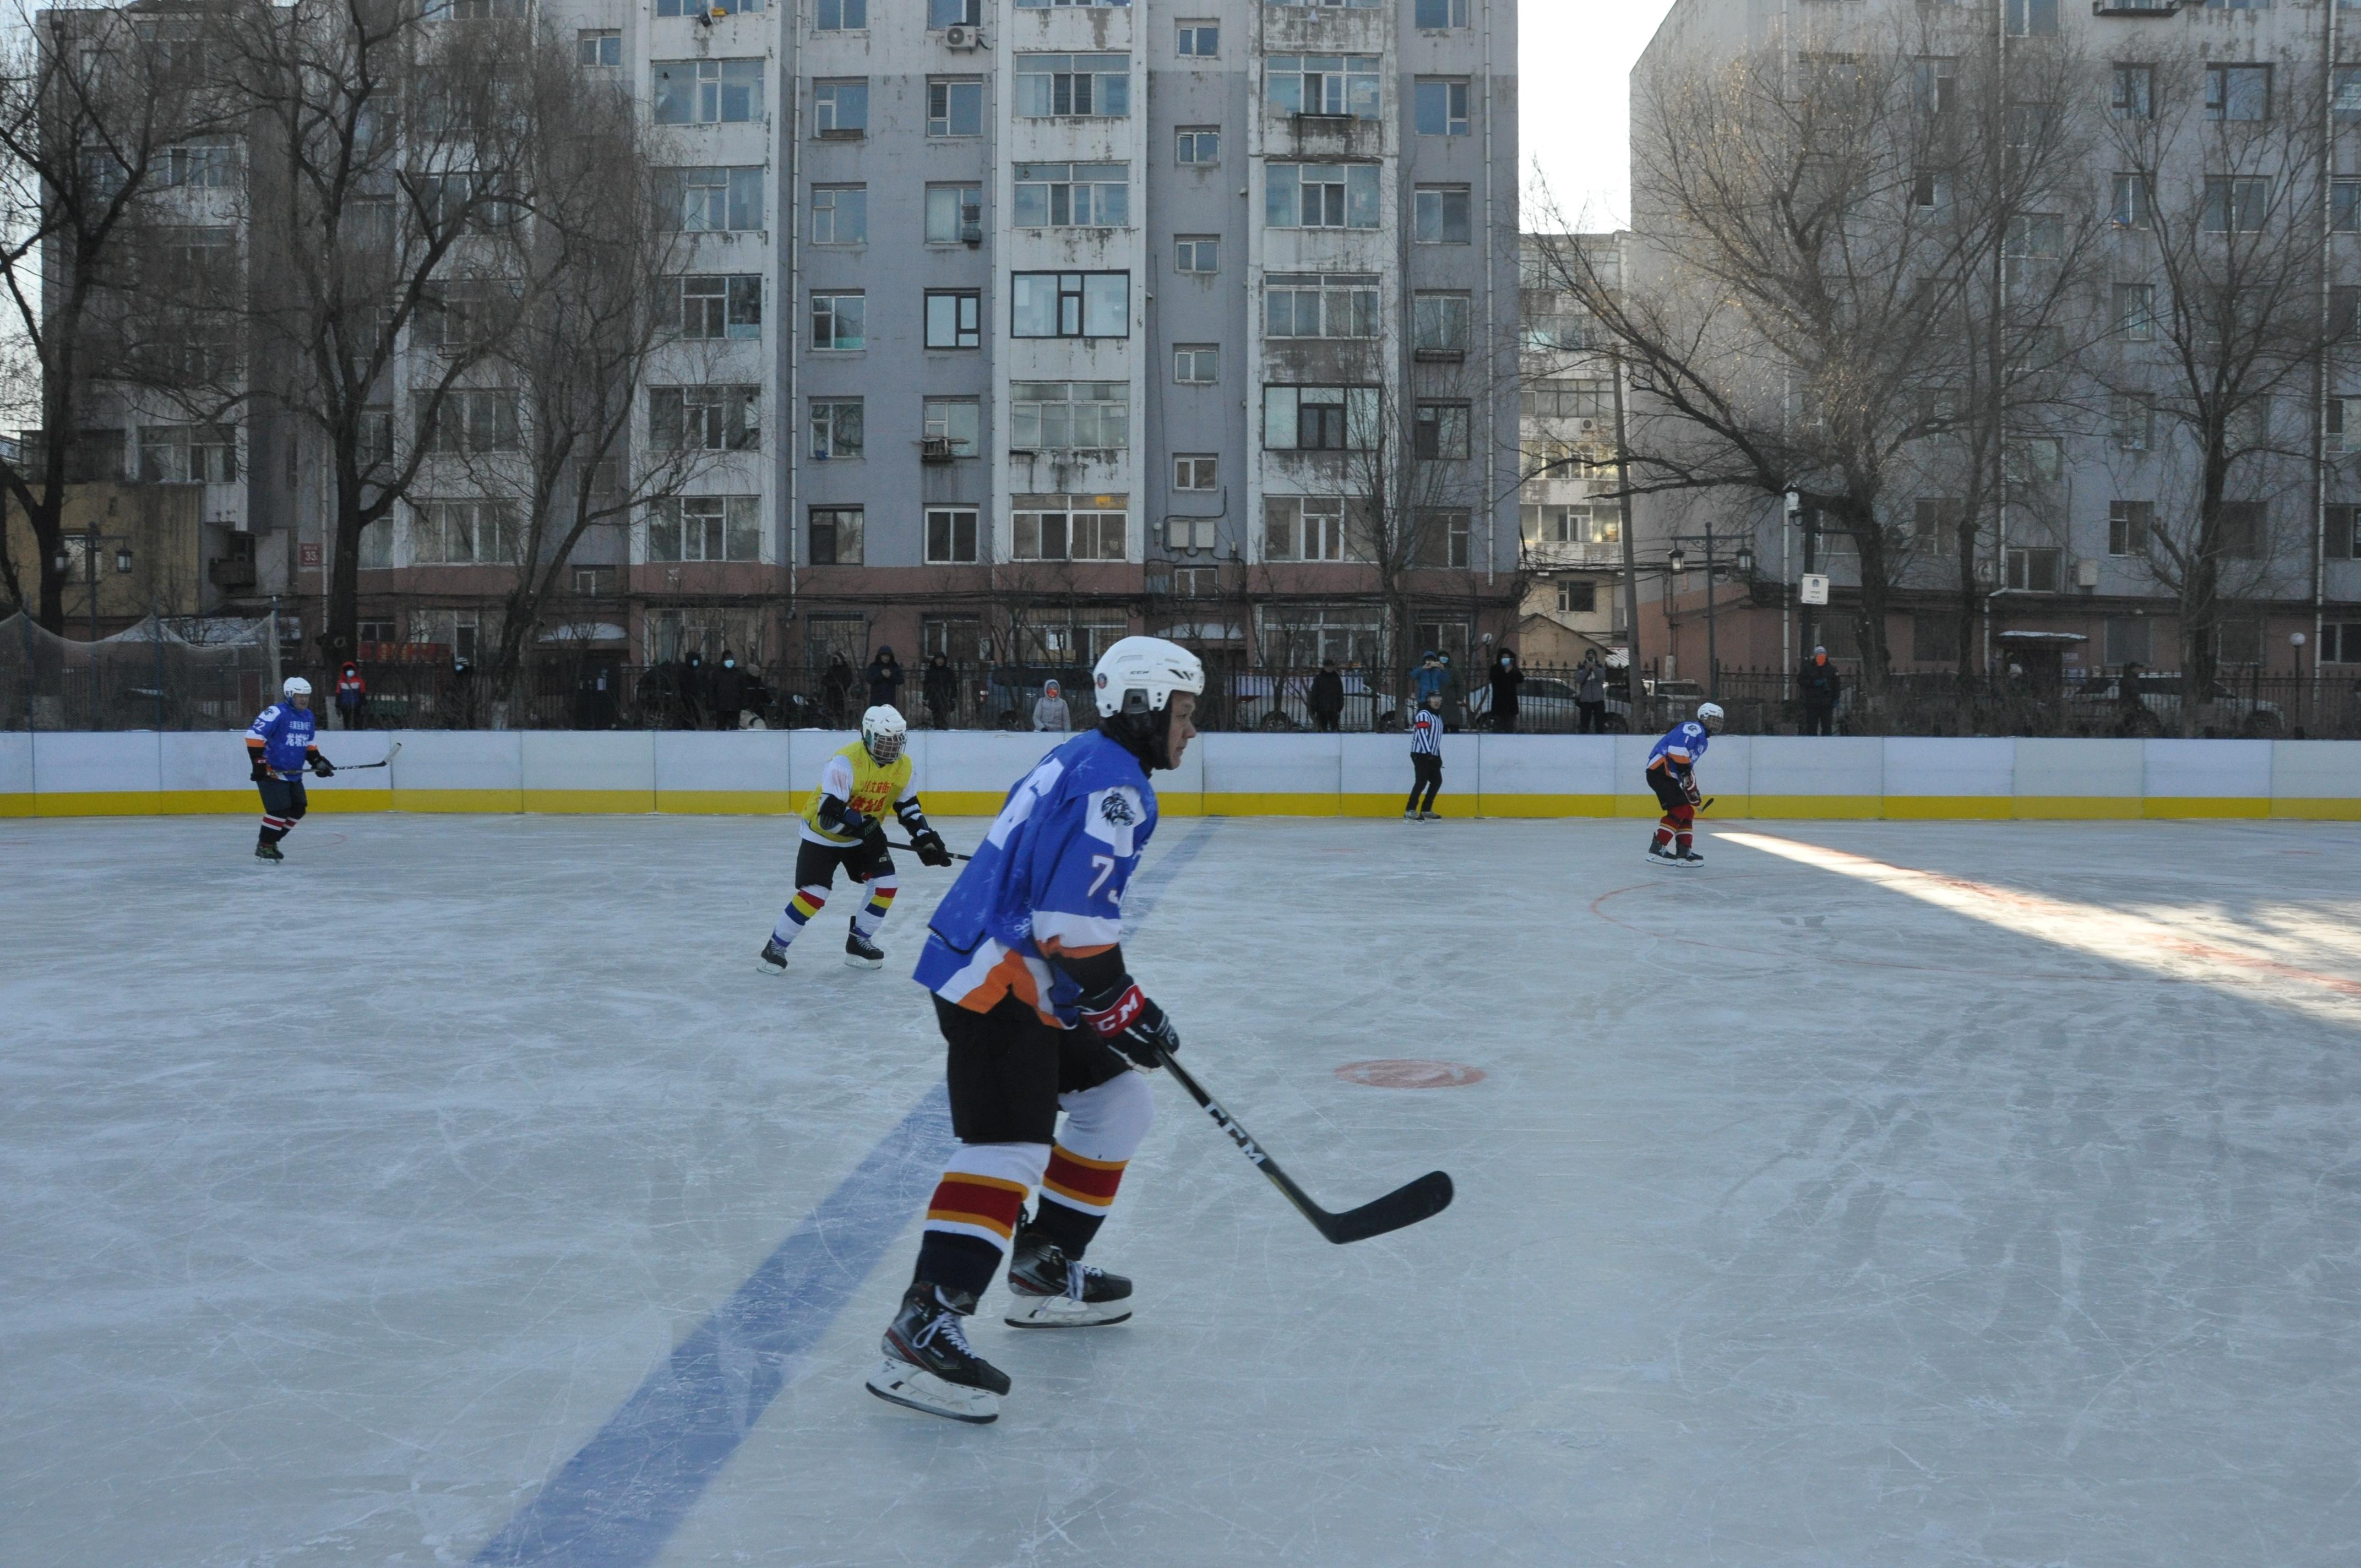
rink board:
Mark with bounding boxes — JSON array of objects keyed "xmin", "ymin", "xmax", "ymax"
[{"xmin": 3, "ymin": 729, "xmax": 2360, "ymax": 819}]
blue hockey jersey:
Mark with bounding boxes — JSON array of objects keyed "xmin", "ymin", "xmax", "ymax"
[
  {"xmin": 246, "ymin": 703, "xmax": 319, "ymax": 776},
  {"xmin": 913, "ymin": 728, "xmax": 1157, "ymax": 1027},
  {"xmin": 1647, "ymin": 720, "xmax": 1709, "ymax": 776}
]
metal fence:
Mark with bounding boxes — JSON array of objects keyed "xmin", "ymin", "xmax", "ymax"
[{"xmin": 0, "ymin": 612, "xmax": 277, "ymax": 733}]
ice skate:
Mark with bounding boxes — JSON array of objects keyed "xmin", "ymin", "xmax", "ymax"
[
  {"xmin": 1419, "ymin": 809, "xmax": 1439, "ymax": 821},
  {"xmin": 1004, "ymin": 1221, "xmax": 1133, "ymax": 1328},
  {"xmin": 1402, "ymin": 809, "xmax": 1417, "ymax": 821},
  {"xmin": 1646, "ymin": 841, "xmax": 1678, "ymax": 865},
  {"xmin": 844, "ymin": 921, "xmax": 885, "ymax": 970},
  {"xmin": 254, "ymin": 840, "xmax": 284, "ymax": 863},
  {"xmin": 1673, "ymin": 847, "xmax": 1705, "ymax": 868},
  {"xmin": 866, "ymin": 1283, "xmax": 1009, "ymax": 1423},
  {"xmin": 755, "ymin": 936, "xmax": 790, "ymax": 976}
]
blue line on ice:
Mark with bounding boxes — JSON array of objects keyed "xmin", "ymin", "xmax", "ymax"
[{"xmin": 472, "ymin": 816, "xmax": 1220, "ymax": 1566}]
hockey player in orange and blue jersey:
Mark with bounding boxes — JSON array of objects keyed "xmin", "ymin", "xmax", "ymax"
[
  {"xmin": 1645, "ymin": 701, "xmax": 1723, "ymax": 867},
  {"xmin": 246, "ymin": 677, "xmax": 333, "ymax": 862},
  {"xmin": 865, "ymin": 635, "xmax": 1205, "ymax": 1425}
]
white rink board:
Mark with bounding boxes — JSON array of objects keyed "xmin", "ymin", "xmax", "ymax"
[{"xmin": 4, "ymin": 814, "xmax": 2359, "ymax": 1566}]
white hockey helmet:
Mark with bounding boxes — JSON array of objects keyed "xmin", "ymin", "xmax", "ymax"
[
  {"xmin": 1091, "ymin": 635, "xmax": 1205, "ymax": 720},
  {"xmin": 1696, "ymin": 701, "xmax": 1726, "ymax": 733},
  {"xmin": 283, "ymin": 676, "xmax": 313, "ymax": 698},
  {"xmin": 860, "ymin": 704, "xmax": 907, "ymax": 763}
]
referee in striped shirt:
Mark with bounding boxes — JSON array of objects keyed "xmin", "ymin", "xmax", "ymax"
[{"xmin": 1405, "ymin": 691, "xmax": 1444, "ymax": 820}]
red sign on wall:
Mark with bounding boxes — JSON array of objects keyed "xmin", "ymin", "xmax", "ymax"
[{"xmin": 299, "ymin": 542, "xmax": 323, "ymax": 568}]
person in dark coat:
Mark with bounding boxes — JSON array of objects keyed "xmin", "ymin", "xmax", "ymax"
[
  {"xmin": 865, "ymin": 645, "xmax": 906, "ymax": 712},
  {"xmin": 679, "ymin": 651, "xmax": 708, "ymax": 729},
  {"xmin": 1798, "ymin": 645, "xmax": 1841, "ymax": 736},
  {"xmin": 1487, "ymin": 649, "xmax": 1523, "ymax": 734},
  {"xmin": 821, "ymin": 653, "xmax": 855, "ymax": 728},
  {"xmin": 712, "ymin": 648, "xmax": 747, "ymax": 731},
  {"xmin": 1308, "ymin": 662, "xmax": 1345, "ymax": 732},
  {"xmin": 1576, "ymin": 650, "xmax": 1609, "ymax": 734},
  {"xmin": 922, "ymin": 653, "xmax": 959, "ymax": 729}
]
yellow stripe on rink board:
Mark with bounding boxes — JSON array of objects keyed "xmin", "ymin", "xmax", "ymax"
[
  {"xmin": 390, "ymin": 788, "xmax": 525, "ymax": 814},
  {"xmin": 1744, "ymin": 795, "xmax": 1885, "ymax": 820},
  {"xmin": 2013, "ymin": 794, "xmax": 2141, "ymax": 820},
  {"xmin": 1880, "ymin": 796, "xmax": 2014, "ymax": 821},
  {"xmin": 520, "ymin": 789, "xmax": 656, "ymax": 814},
  {"xmin": 2271, "ymin": 797, "xmax": 2361, "ymax": 820},
  {"xmin": 2142, "ymin": 796, "xmax": 2272, "ymax": 820},
  {"xmin": 25, "ymin": 791, "xmax": 164, "ymax": 816},
  {"xmin": 655, "ymin": 791, "xmax": 796, "ymax": 815}
]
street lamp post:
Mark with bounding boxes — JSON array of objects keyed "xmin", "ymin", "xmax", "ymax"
[{"xmin": 1664, "ymin": 523, "xmax": 1758, "ymax": 704}]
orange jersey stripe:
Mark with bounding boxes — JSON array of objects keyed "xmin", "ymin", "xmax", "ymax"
[
  {"xmin": 924, "ymin": 1173, "xmax": 1030, "ymax": 1237},
  {"xmin": 1042, "ymin": 1148, "xmax": 1126, "ymax": 1207}
]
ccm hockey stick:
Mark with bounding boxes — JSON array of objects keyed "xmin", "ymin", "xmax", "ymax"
[
  {"xmin": 1154, "ymin": 1046, "xmax": 1454, "ymax": 1245},
  {"xmin": 889, "ymin": 839, "xmax": 972, "ymax": 862},
  {"xmin": 324, "ymin": 740, "xmax": 402, "ymax": 771}
]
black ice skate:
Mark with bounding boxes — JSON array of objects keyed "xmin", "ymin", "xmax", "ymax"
[
  {"xmin": 755, "ymin": 936, "xmax": 790, "ymax": 976},
  {"xmin": 1004, "ymin": 1220, "xmax": 1133, "ymax": 1328},
  {"xmin": 866, "ymin": 1282, "xmax": 1010, "ymax": 1424},
  {"xmin": 1673, "ymin": 847, "xmax": 1705, "ymax": 867},
  {"xmin": 844, "ymin": 921, "xmax": 885, "ymax": 970},
  {"xmin": 1646, "ymin": 841, "xmax": 1678, "ymax": 865},
  {"xmin": 254, "ymin": 840, "xmax": 284, "ymax": 863}
]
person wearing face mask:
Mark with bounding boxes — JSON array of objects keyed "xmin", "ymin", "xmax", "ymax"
[
  {"xmin": 712, "ymin": 649, "xmax": 747, "ymax": 731},
  {"xmin": 1487, "ymin": 647, "xmax": 1522, "ymax": 734}
]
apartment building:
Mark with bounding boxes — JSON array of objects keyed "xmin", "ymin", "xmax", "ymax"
[
  {"xmin": 1515, "ymin": 231, "xmax": 1628, "ymax": 665},
  {"xmin": 1628, "ymin": 0, "xmax": 2361, "ymax": 689}
]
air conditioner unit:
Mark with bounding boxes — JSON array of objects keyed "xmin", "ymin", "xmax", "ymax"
[
  {"xmin": 2076, "ymin": 557, "xmax": 2101, "ymax": 590},
  {"xmin": 1577, "ymin": 418, "xmax": 1599, "ymax": 434},
  {"xmin": 961, "ymin": 221, "xmax": 982, "ymax": 247},
  {"xmin": 944, "ymin": 24, "xmax": 980, "ymax": 49},
  {"xmin": 920, "ymin": 436, "xmax": 955, "ymax": 463}
]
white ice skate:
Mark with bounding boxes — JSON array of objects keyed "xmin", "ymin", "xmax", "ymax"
[
  {"xmin": 1004, "ymin": 1231, "xmax": 1133, "ymax": 1328},
  {"xmin": 864, "ymin": 1356, "xmax": 1002, "ymax": 1424}
]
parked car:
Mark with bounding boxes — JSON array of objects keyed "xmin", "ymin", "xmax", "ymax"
[
  {"xmin": 2069, "ymin": 673, "xmax": 2284, "ymax": 736},
  {"xmin": 1230, "ymin": 671, "xmax": 1396, "ymax": 732},
  {"xmin": 1465, "ymin": 675, "xmax": 1632, "ymax": 733}
]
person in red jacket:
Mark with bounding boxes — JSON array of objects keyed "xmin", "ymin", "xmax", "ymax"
[{"xmin": 334, "ymin": 661, "xmax": 368, "ymax": 729}]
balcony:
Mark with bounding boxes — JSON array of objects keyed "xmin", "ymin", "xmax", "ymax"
[
  {"xmin": 920, "ymin": 437, "xmax": 957, "ymax": 464},
  {"xmin": 1522, "ymin": 540, "xmax": 1622, "ymax": 570},
  {"xmin": 2091, "ymin": 0, "xmax": 2177, "ymax": 14},
  {"xmin": 208, "ymin": 556, "xmax": 256, "ymax": 591}
]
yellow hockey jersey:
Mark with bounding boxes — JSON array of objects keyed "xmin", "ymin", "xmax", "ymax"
[{"xmin": 799, "ymin": 738, "xmax": 917, "ymax": 846}]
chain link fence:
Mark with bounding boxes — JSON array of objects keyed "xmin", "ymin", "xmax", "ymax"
[{"xmin": 0, "ymin": 612, "xmax": 277, "ymax": 732}]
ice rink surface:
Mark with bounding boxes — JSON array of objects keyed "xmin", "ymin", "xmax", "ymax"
[{"xmin": 5, "ymin": 808, "xmax": 2360, "ymax": 1567}]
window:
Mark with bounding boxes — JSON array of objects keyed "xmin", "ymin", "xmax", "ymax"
[
  {"xmin": 1266, "ymin": 55, "xmax": 1381, "ymax": 119},
  {"xmin": 2109, "ymin": 500, "xmax": 2153, "ymax": 556},
  {"xmin": 2005, "ymin": 546, "xmax": 2062, "ymax": 591},
  {"xmin": 1174, "ymin": 345, "xmax": 1219, "ymax": 384},
  {"xmin": 2338, "ymin": 287, "xmax": 2361, "ymax": 341},
  {"xmin": 2218, "ymin": 501, "xmax": 2265, "ymax": 559},
  {"xmin": 810, "ymin": 184, "xmax": 867, "ymax": 246},
  {"xmin": 2111, "ymin": 393, "xmax": 2153, "ymax": 452},
  {"xmin": 2202, "ymin": 176, "xmax": 2269, "ymax": 233},
  {"xmin": 1010, "ymin": 382, "xmax": 1127, "ymax": 449},
  {"xmin": 1177, "ymin": 20, "xmax": 1218, "ymax": 56},
  {"xmin": 817, "ymin": 0, "xmax": 866, "ymax": 28},
  {"xmin": 138, "ymin": 424, "xmax": 236, "ymax": 483},
  {"xmin": 812, "ymin": 292, "xmax": 866, "ymax": 350},
  {"xmin": 2004, "ymin": 0, "xmax": 2057, "ymax": 36},
  {"xmin": 2005, "ymin": 213, "xmax": 2063, "ymax": 258},
  {"xmin": 657, "ymin": 0, "xmax": 760, "ymax": 13},
  {"xmin": 2111, "ymin": 173, "xmax": 2151, "ymax": 229},
  {"xmin": 418, "ymin": 389, "xmax": 519, "ymax": 453},
  {"xmin": 2104, "ymin": 614, "xmax": 2152, "ymax": 668},
  {"xmin": 1014, "ymin": 496, "xmax": 1128, "ymax": 562},
  {"xmin": 926, "ymin": 183, "xmax": 983, "ymax": 243},
  {"xmin": 2326, "ymin": 506, "xmax": 2359, "ymax": 562},
  {"xmin": 2336, "ymin": 182, "xmax": 2361, "ymax": 234},
  {"xmin": 2338, "ymin": 66, "xmax": 2361, "ymax": 123},
  {"xmin": 1174, "ymin": 236, "xmax": 1219, "ymax": 274},
  {"xmin": 1176, "ymin": 127, "xmax": 1221, "ymax": 165},
  {"xmin": 928, "ymin": 78, "xmax": 984, "ymax": 138},
  {"xmin": 924, "ymin": 290, "xmax": 981, "ymax": 349},
  {"xmin": 677, "ymin": 275, "xmax": 763, "ymax": 340},
  {"xmin": 1267, "ymin": 163, "xmax": 1379, "ymax": 229},
  {"xmin": 1015, "ymin": 54, "xmax": 1131, "ymax": 118},
  {"xmin": 809, "ymin": 399, "xmax": 864, "ymax": 460},
  {"xmin": 358, "ymin": 407, "xmax": 393, "ymax": 471},
  {"xmin": 2111, "ymin": 64, "xmax": 2154, "ymax": 120},
  {"xmin": 1414, "ymin": 79, "xmax": 1470, "ymax": 137},
  {"xmin": 1263, "ymin": 497, "xmax": 1350, "ymax": 562},
  {"xmin": 2006, "ymin": 436, "xmax": 2064, "ymax": 485},
  {"xmin": 1556, "ymin": 580, "xmax": 1597, "ymax": 614},
  {"xmin": 1174, "ymin": 454, "xmax": 1217, "ymax": 489},
  {"xmin": 2113, "ymin": 282, "xmax": 2156, "ymax": 340},
  {"xmin": 411, "ymin": 501, "xmax": 517, "ymax": 565},
  {"xmin": 927, "ymin": 507, "xmax": 980, "ymax": 563},
  {"xmin": 809, "ymin": 507, "xmax": 864, "ymax": 565},
  {"xmin": 1522, "ymin": 379, "xmax": 1612, "ymax": 420},
  {"xmin": 1415, "ymin": 0, "xmax": 1468, "ymax": 26},
  {"xmin": 1263, "ymin": 385, "xmax": 1379, "ymax": 451},
  {"xmin": 646, "ymin": 496, "xmax": 761, "ymax": 563},
  {"xmin": 1415, "ymin": 403, "xmax": 1470, "ymax": 460},
  {"xmin": 1416, "ymin": 509, "xmax": 1471, "ymax": 568},
  {"xmin": 1914, "ymin": 57, "xmax": 1957, "ymax": 117},
  {"xmin": 924, "ymin": 398, "xmax": 981, "ymax": 456},
  {"xmin": 814, "ymin": 80, "xmax": 868, "ymax": 135},
  {"xmin": 929, "ymin": 0, "xmax": 978, "ymax": 23},
  {"xmin": 1013, "ymin": 163, "xmax": 1130, "ymax": 227},
  {"xmin": 158, "ymin": 143, "xmax": 235, "ymax": 188},
  {"xmin": 1265, "ymin": 274, "xmax": 1380, "ymax": 339},
  {"xmin": 658, "ymin": 167, "xmax": 764, "ymax": 232},
  {"xmin": 2205, "ymin": 64, "xmax": 2270, "ymax": 123},
  {"xmin": 1911, "ymin": 170, "xmax": 1954, "ymax": 217},
  {"xmin": 414, "ymin": 280, "xmax": 504, "ymax": 353},
  {"xmin": 1011, "ymin": 272, "xmax": 1129, "ymax": 337},
  {"xmin": 1415, "ymin": 292, "xmax": 1471, "ymax": 352},
  {"xmin": 1913, "ymin": 497, "xmax": 1960, "ymax": 544},
  {"xmin": 1414, "ymin": 186, "xmax": 1472, "ymax": 244},
  {"xmin": 652, "ymin": 385, "xmax": 761, "ymax": 451},
  {"xmin": 357, "ymin": 525, "xmax": 393, "ymax": 570},
  {"xmin": 654, "ymin": 59, "xmax": 764, "ymax": 125},
  {"xmin": 577, "ymin": 28, "xmax": 622, "ymax": 66},
  {"xmin": 2332, "ymin": 396, "xmax": 2361, "ymax": 454}
]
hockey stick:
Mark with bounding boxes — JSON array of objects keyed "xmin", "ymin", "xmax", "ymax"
[
  {"xmin": 322, "ymin": 740, "xmax": 402, "ymax": 771},
  {"xmin": 889, "ymin": 839, "xmax": 972, "ymax": 862},
  {"xmin": 1154, "ymin": 1046, "xmax": 1454, "ymax": 1245}
]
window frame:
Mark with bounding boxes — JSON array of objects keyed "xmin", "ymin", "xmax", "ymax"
[
  {"xmin": 923, "ymin": 397, "xmax": 982, "ymax": 456},
  {"xmin": 926, "ymin": 505, "xmax": 981, "ymax": 564},
  {"xmin": 1413, "ymin": 184, "xmax": 1473, "ymax": 244},
  {"xmin": 808, "ymin": 505, "xmax": 865, "ymax": 566},
  {"xmin": 924, "ymin": 289, "xmax": 982, "ymax": 349},
  {"xmin": 1174, "ymin": 235, "xmax": 1219, "ymax": 274},
  {"xmin": 809, "ymin": 398, "xmax": 865, "ymax": 460},
  {"xmin": 1176, "ymin": 127, "xmax": 1221, "ymax": 165},
  {"xmin": 1013, "ymin": 53, "xmax": 1132, "ymax": 119},
  {"xmin": 1413, "ymin": 77, "xmax": 1471, "ymax": 137},
  {"xmin": 813, "ymin": 78, "xmax": 869, "ymax": 137},
  {"xmin": 810, "ymin": 291, "xmax": 867, "ymax": 351},
  {"xmin": 924, "ymin": 182, "xmax": 983, "ymax": 243},
  {"xmin": 1173, "ymin": 344, "xmax": 1220, "ymax": 385},
  {"xmin": 809, "ymin": 183, "xmax": 867, "ymax": 247},
  {"xmin": 926, "ymin": 77, "xmax": 984, "ymax": 138},
  {"xmin": 1011, "ymin": 271, "xmax": 1130, "ymax": 339}
]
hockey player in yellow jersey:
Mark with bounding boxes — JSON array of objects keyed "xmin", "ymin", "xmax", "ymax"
[{"xmin": 758, "ymin": 705, "xmax": 953, "ymax": 973}]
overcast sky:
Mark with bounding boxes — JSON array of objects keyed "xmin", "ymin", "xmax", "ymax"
[{"xmin": 1522, "ymin": 0, "xmax": 1679, "ymax": 233}]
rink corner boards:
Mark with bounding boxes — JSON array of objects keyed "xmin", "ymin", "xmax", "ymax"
[{"xmin": 5, "ymin": 731, "xmax": 2361, "ymax": 821}]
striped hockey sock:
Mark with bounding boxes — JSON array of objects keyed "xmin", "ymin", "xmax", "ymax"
[
  {"xmin": 850, "ymin": 875, "xmax": 899, "ymax": 940},
  {"xmin": 770, "ymin": 885, "xmax": 828, "ymax": 947},
  {"xmin": 913, "ymin": 1142, "xmax": 1048, "ymax": 1298}
]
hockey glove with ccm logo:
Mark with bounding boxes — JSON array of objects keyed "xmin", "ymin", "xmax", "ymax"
[{"xmin": 1078, "ymin": 980, "xmax": 1181, "ymax": 1071}]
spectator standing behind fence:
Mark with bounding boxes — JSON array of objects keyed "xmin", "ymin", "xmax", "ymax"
[
  {"xmin": 1033, "ymin": 679, "xmax": 1071, "ymax": 732},
  {"xmin": 1487, "ymin": 649, "xmax": 1522, "ymax": 734},
  {"xmin": 712, "ymin": 649, "xmax": 747, "ymax": 731},
  {"xmin": 335, "ymin": 661, "xmax": 366, "ymax": 729},
  {"xmin": 679, "ymin": 652, "xmax": 707, "ymax": 729},
  {"xmin": 1308, "ymin": 662, "xmax": 1345, "ymax": 732},
  {"xmin": 1798, "ymin": 645, "xmax": 1840, "ymax": 736},
  {"xmin": 822, "ymin": 653, "xmax": 855, "ymax": 727},
  {"xmin": 866, "ymin": 646, "xmax": 906, "ymax": 713},
  {"xmin": 923, "ymin": 653, "xmax": 958, "ymax": 728},
  {"xmin": 1405, "ymin": 692, "xmax": 1444, "ymax": 820},
  {"xmin": 1413, "ymin": 651, "xmax": 1446, "ymax": 726},
  {"xmin": 1576, "ymin": 651, "xmax": 1608, "ymax": 734},
  {"xmin": 2116, "ymin": 661, "xmax": 2147, "ymax": 736}
]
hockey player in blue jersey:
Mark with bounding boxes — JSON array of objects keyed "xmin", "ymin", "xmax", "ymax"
[
  {"xmin": 866, "ymin": 635, "xmax": 1205, "ymax": 1424},
  {"xmin": 1645, "ymin": 701, "xmax": 1723, "ymax": 867},
  {"xmin": 245, "ymin": 677, "xmax": 333, "ymax": 862}
]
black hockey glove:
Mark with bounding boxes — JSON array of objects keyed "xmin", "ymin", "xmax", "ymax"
[
  {"xmin": 911, "ymin": 827, "xmax": 953, "ymax": 868},
  {"xmin": 1078, "ymin": 981, "xmax": 1180, "ymax": 1071},
  {"xmin": 249, "ymin": 754, "xmax": 271, "ymax": 783},
  {"xmin": 1682, "ymin": 776, "xmax": 1700, "ymax": 808},
  {"xmin": 308, "ymin": 754, "xmax": 335, "ymax": 778}
]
